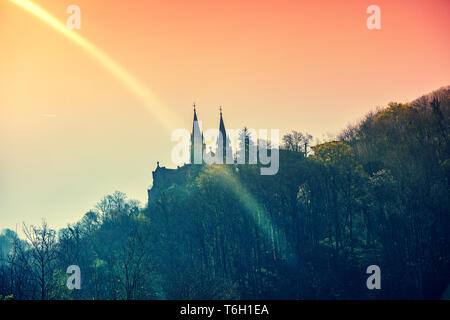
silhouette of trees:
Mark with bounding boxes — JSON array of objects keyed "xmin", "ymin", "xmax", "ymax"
[
  {"xmin": 0, "ymin": 87, "xmax": 448, "ymax": 299},
  {"xmin": 282, "ymin": 131, "xmax": 312, "ymax": 156}
]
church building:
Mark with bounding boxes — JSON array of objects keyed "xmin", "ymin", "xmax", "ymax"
[{"xmin": 147, "ymin": 104, "xmax": 232, "ymax": 203}]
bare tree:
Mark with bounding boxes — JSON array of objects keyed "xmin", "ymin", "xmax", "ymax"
[
  {"xmin": 6, "ymin": 233, "xmax": 33, "ymax": 299},
  {"xmin": 282, "ymin": 131, "xmax": 313, "ymax": 156},
  {"xmin": 117, "ymin": 220, "xmax": 153, "ymax": 299},
  {"xmin": 22, "ymin": 221, "xmax": 58, "ymax": 300},
  {"xmin": 283, "ymin": 131, "xmax": 303, "ymax": 152}
]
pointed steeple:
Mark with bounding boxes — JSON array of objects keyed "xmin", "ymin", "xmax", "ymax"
[
  {"xmin": 219, "ymin": 106, "xmax": 226, "ymax": 137},
  {"xmin": 191, "ymin": 103, "xmax": 203, "ymax": 164},
  {"xmin": 193, "ymin": 102, "xmax": 198, "ymax": 121},
  {"xmin": 216, "ymin": 106, "xmax": 231, "ymax": 163},
  {"xmin": 192, "ymin": 103, "xmax": 201, "ymax": 137}
]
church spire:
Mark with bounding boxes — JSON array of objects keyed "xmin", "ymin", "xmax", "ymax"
[
  {"xmin": 192, "ymin": 102, "xmax": 200, "ymax": 133},
  {"xmin": 193, "ymin": 102, "xmax": 198, "ymax": 121},
  {"xmin": 191, "ymin": 103, "xmax": 203, "ymax": 164},
  {"xmin": 219, "ymin": 106, "xmax": 226, "ymax": 136},
  {"xmin": 216, "ymin": 106, "xmax": 231, "ymax": 163}
]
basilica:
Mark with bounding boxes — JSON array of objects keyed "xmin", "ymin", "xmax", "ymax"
[{"xmin": 147, "ymin": 104, "xmax": 231, "ymax": 203}]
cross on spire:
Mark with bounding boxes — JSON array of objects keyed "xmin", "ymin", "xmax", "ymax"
[
  {"xmin": 219, "ymin": 106, "xmax": 222, "ymax": 115},
  {"xmin": 193, "ymin": 102, "xmax": 196, "ymax": 110}
]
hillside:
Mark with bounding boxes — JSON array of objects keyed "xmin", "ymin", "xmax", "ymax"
[{"xmin": 1, "ymin": 87, "xmax": 449, "ymax": 299}]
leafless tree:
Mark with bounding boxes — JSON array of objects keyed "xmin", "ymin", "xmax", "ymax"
[
  {"xmin": 282, "ymin": 131, "xmax": 313, "ymax": 156},
  {"xmin": 22, "ymin": 221, "xmax": 58, "ymax": 300}
]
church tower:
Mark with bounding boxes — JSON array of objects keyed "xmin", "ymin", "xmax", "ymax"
[
  {"xmin": 216, "ymin": 106, "xmax": 232, "ymax": 164},
  {"xmin": 190, "ymin": 103, "xmax": 205, "ymax": 164}
]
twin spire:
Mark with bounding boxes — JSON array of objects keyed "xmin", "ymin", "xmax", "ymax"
[
  {"xmin": 190, "ymin": 103, "xmax": 231, "ymax": 164},
  {"xmin": 191, "ymin": 102, "xmax": 227, "ymax": 136}
]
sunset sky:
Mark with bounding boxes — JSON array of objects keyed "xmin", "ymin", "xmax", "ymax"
[{"xmin": 1, "ymin": 0, "xmax": 449, "ymax": 233}]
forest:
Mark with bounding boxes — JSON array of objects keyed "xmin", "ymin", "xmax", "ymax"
[{"xmin": 0, "ymin": 87, "xmax": 449, "ymax": 300}]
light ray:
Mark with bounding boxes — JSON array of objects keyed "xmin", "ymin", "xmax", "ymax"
[
  {"xmin": 209, "ymin": 166, "xmax": 296, "ymax": 265},
  {"xmin": 9, "ymin": 0, "xmax": 180, "ymax": 131}
]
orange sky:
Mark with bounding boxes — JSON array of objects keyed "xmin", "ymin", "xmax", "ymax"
[{"xmin": 0, "ymin": 0, "xmax": 449, "ymax": 232}]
